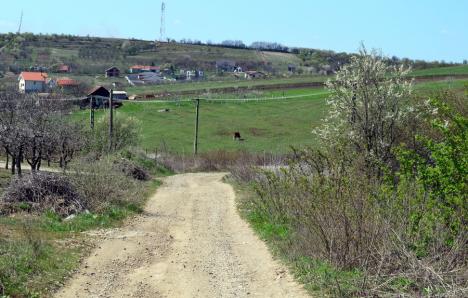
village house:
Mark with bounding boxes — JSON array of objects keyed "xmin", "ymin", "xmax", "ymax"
[
  {"xmin": 56, "ymin": 77, "xmax": 79, "ymax": 88},
  {"xmin": 186, "ymin": 70, "xmax": 204, "ymax": 80},
  {"xmin": 125, "ymin": 72, "xmax": 164, "ymax": 86},
  {"xmin": 244, "ymin": 71, "xmax": 266, "ymax": 79},
  {"xmin": 18, "ymin": 71, "xmax": 48, "ymax": 93},
  {"xmin": 105, "ymin": 67, "xmax": 120, "ymax": 78},
  {"xmin": 216, "ymin": 60, "xmax": 240, "ymax": 72},
  {"xmin": 57, "ymin": 64, "xmax": 71, "ymax": 73},
  {"xmin": 113, "ymin": 91, "xmax": 128, "ymax": 100},
  {"xmin": 129, "ymin": 65, "xmax": 160, "ymax": 74},
  {"xmin": 288, "ymin": 64, "xmax": 297, "ymax": 73}
]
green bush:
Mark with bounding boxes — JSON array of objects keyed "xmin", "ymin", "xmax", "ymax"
[{"xmin": 395, "ymin": 96, "xmax": 467, "ymax": 248}]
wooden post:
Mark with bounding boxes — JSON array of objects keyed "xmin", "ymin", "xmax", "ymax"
[
  {"xmin": 193, "ymin": 98, "xmax": 200, "ymax": 155},
  {"xmin": 90, "ymin": 96, "xmax": 95, "ymax": 129},
  {"xmin": 109, "ymin": 89, "xmax": 114, "ymax": 151}
]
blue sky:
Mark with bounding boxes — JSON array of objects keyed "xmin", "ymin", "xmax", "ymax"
[{"xmin": 0, "ymin": 0, "xmax": 466, "ymax": 62}]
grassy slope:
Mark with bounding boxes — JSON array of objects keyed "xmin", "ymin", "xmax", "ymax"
[
  {"xmin": 80, "ymin": 88, "xmax": 329, "ymax": 153},
  {"xmin": 79, "ymin": 78, "xmax": 466, "ymax": 154},
  {"xmin": 126, "ymin": 76, "xmax": 327, "ymax": 95},
  {"xmin": 411, "ymin": 65, "xmax": 468, "ymax": 76}
]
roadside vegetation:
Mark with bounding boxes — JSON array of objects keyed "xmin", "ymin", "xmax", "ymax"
[
  {"xmin": 0, "ymin": 92, "xmax": 171, "ymax": 297},
  {"xmin": 230, "ymin": 48, "xmax": 467, "ymax": 297}
]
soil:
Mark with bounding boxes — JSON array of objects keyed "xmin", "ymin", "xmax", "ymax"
[{"xmin": 56, "ymin": 173, "xmax": 308, "ymax": 298}]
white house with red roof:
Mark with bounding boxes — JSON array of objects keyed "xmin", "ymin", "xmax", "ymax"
[{"xmin": 18, "ymin": 72, "xmax": 48, "ymax": 93}]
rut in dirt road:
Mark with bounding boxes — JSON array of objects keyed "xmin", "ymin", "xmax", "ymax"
[{"xmin": 56, "ymin": 173, "xmax": 309, "ymax": 298}]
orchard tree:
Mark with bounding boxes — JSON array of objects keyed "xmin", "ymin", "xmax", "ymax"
[{"xmin": 316, "ymin": 46, "xmax": 413, "ymax": 168}]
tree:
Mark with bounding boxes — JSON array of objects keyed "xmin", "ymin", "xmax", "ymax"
[
  {"xmin": 0, "ymin": 91, "xmax": 82, "ymax": 175},
  {"xmin": 316, "ymin": 46, "xmax": 413, "ymax": 168}
]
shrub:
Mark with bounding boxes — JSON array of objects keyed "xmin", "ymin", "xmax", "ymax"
[
  {"xmin": 0, "ymin": 173, "xmax": 85, "ymax": 217},
  {"xmin": 67, "ymin": 158, "xmax": 146, "ymax": 213},
  {"xmin": 84, "ymin": 115, "xmax": 140, "ymax": 157},
  {"xmin": 113, "ymin": 158, "xmax": 151, "ymax": 181}
]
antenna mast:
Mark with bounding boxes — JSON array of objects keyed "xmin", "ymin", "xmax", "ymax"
[
  {"xmin": 160, "ymin": 2, "xmax": 166, "ymax": 42},
  {"xmin": 17, "ymin": 10, "xmax": 23, "ymax": 34}
]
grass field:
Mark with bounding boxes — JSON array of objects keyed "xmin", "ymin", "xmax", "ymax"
[
  {"xmin": 125, "ymin": 75, "xmax": 327, "ymax": 95},
  {"xmin": 75, "ymin": 78, "xmax": 467, "ymax": 154},
  {"xmin": 80, "ymin": 88, "xmax": 329, "ymax": 153},
  {"xmin": 411, "ymin": 65, "xmax": 468, "ymax": 77}
]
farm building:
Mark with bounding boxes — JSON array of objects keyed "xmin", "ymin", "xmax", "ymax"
[
  {"xmin": 186, "ymin": 70, "xmax": 204, "ymax": 80},
  {"xmin": 57, "ymin": 64, "xmax": 71, "ymax": 73},
  {"xmin": 216, "ymin": 60, "xmax": 239, "ymax": 72},
  {"xmin": 56, "ymin": 77, "xmax": 79, "ymax": 88},
  {"xmin": 288, "ymin": 64, "xmax": 297, "ymax": 73},
  {"xmin": 125, "ymin": 72, "xmax": 164, "ymax": 86},
  {"xmin": 105, "ymin": 67, "xmax": 120, "ymax": 78},
  {"xmin": 129, "ymin": 65, "xmax": 160, "ymax": 73},
  {"xmin": 113, "ymin": 91, "xmax": 128, "ymax": 100},
  {"xmin": 18, "ymin": 72, "xmax": 48, "ymax": 93},
  {"xmin": 244, "ymin": 71, "xmax": 266, "ymax": 79}
]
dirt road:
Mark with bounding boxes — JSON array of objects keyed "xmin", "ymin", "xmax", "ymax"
[{"xmin": 56, "ymin": 173, "xmax": 308, "ymax": 298}]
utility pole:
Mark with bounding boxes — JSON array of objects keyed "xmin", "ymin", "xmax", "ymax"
[
  {"xmin": 109, "ymin": 89, "xmax": 114, "ymax": 151},
  {"xmin": 90, "ymin": 96, "xmax": 95, "ymax": 129},
  {"xmin": 193, "ymin": 98, "xmax": 200, "ymax": 155}
]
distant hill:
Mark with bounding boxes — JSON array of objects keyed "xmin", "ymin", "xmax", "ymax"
[{"xmin": 0, "ymin": 33, "xmax": 461, "ymax": 78}]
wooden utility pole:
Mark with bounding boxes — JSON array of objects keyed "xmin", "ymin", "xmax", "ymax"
[
  {"xmin": 193, "ymin": 98, "xmax": 200, "ymax": 155},
  {"xmin": 109, "ymin": 89, "xmax": 114, "ymax": 151},
  {"xmin": 90, "ymin": 96, "xmax": 95, "ymax": 129}
]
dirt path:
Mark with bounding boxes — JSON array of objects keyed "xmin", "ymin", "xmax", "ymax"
[{"xmin": 56, "ymin": 173, "xmax": 308, "ymax": 298}]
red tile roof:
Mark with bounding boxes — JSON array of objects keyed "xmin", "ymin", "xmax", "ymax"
[
  {"xmin": 19, "ymin": 72, "xmax": 48, "ymax": 81},
  {"xmin": 57, "ymin": 77, "xmax": 79, "ymax": 86},
  {"xmin": 58, "ymin": 65, "xmax": 70, "ymax": 72}
]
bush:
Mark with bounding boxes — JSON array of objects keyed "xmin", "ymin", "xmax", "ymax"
[
  {"xmin": 67, "ymin": 158, "xmax": 146, "ymax": 213},
  {"xmin": 113, "ymin": 158, "xmax": 151, "ymax": 181},
  {"xmin": 0, "ymin": 173, "xmax": 85, "ymax": 217},
  {"xmin": 84, "ymin": 115, "xmax": 141, "ymax": 157}
]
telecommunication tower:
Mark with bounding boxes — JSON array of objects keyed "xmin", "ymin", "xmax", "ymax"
[
  {"xmin": 17, "ymin": 10, "xmax": 23, "ymax": 34},
  {"xmin": 160, "ymin": 2, "xmax": 166, "ymax": 42}
]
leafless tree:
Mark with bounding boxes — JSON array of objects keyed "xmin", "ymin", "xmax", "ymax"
[{"xmin": 0, "ymin": 90, "xmax": 83, "ymax": 175}]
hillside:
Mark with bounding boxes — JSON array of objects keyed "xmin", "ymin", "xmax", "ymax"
[
  {"xmin": 1, "ymin": 33, "xmax": 460, "ymax": 78},
  {"xmin": 0, "ymin": 33, "xmax": 301, "ymax": 75}
]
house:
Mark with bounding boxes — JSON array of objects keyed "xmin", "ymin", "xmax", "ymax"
[
  {"xmin": 83, "ymin": 86, "xmax": 110, "ymax": 108},
  {"xmin": 244, "ymin": 71, "xmax": 266, "ymax": 79},
  {"xmin": 125, "ymin": 72, "xmax": 164, "ymax": 86},
  {"xmin": 129, "ymin": 65, "xmax": 160, "ymax": 74},
  {"xmin": 186, "ymin": 70, "xmax": 204, "ymax": 80},
  {"xmin": 29, "ymin": 66, "xmax": 48, "ymax": 72},
  {"xmin": 57, "ymin": 77, "xmax": 79, "ymax": 88},
  {"xmin": 18, "ymin": 72, "xmax": 48, "ymax": 93},
  {"xmin": 113, "ymin": 91, "xmax": 128, "ymax": 100},
  {"xmin": 105, "ymin": 67, "xmax": 120, "ymax": 78},
  {"xmin": 58, "ymin": 64, "xmax": 71, "ymax": 73},
  {"xmin": 216, "ymin": 60, "xmax": 236, "ymax": 72},
  {"xmin": 288, "ymin": 64, "xmax": 297, "ymax": 73}
]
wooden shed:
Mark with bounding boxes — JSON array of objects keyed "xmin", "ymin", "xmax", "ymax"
[{"xmin": 105, "ymin": 67, "xmax": 120, "ymax": 78}]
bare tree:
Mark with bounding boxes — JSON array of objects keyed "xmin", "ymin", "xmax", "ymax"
[{"xmin": 0, "ymin": 90, "xmax": 82, "ymax": 175}]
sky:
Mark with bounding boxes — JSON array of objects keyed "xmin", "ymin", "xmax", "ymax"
[{"xmin": 0, "ymin": 0, "xmax": 467, "ymax": 62}]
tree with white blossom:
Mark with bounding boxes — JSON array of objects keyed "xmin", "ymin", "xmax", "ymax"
[{"xmin": 316, "ymin": 45, "xmax": 413, "ymax": 166}]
